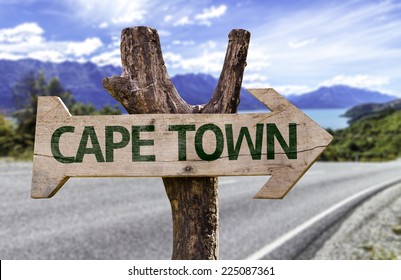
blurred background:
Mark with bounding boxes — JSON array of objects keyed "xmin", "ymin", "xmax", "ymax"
[{"xmin": 1, "ymin": 0, "xmax": 401, "ymax": 260}]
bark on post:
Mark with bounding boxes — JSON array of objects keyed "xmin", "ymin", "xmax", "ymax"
[{"xmin": 102, "ymin": 26, "xmax": 250, "ymax": 259}]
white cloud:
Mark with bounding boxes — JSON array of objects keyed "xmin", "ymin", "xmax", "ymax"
[
  {"xmin": 274, "ymin": 85, "xmax": 313, "ymax": 95},
  {"xmin": 0, "ymin": 52, "xmax": 24, "ymax": 60},
  {"xmin": 242, "ymin": 73, "xmax": 270, "ymax": 89},
  {"xmin": 244, "ymin": 73, "xmax": 267, "ymax": 82},
  {"xmin": 66, "ymin": 37, "xmax": 103, "ymax": 57},
  {"xmin": 320, "ymin": 74, "xmax": 390, "ymax": 89},
  {"xmin": 172, "ymin": 40, "xmax": 195, "ymax": 46},
  {"xmin": 164, "ymin": 52, "xmax": 183, "ymax": 68},
  {"xmin": 90, "ymin": 49, "xmax": 121, "ymax": 66},
  {"xmin": 111, "ymin": 13, "xmax": 145, "ymax": 25},
  {"xmin": 195, "ymin": 4, "xmax": 227, "ymax": 21},
  {"xmin": 246, "ymin": 48, "xmax": 272, "ymax": 71},
  {"xmin": 267, "ymin": 74, "xmax": 391, "ymax": 97},
  {"xmin": 201, "ymin": 40, "xmax": 217, "ymax": 49},
  {"xmin": 28, "ymin": 50, "xmax": 65, "ymax": 63},
  {"xmin": 157, "ymin": 29, "xmax": 171, "ymax": 37},
  {"xmin": 174, "ymin": 16, "xmax": 193, "ymax": 26},
  {"xmin": 241, "ymin": 0, "xmax": 401, "ymax": 96},
  {"xmin": 2, "ymin": 1, "xmax": 401, "ymax": 96},
  {"xmin": 163, "ymin": 37, "xmax": 227, "ymax": 74},
  {"xmin": 243, "ymin": 73, "xmax": 268, "ymax": 83},
  {"xmin": 99, "ymin": 22, "xmax": 109, "ymax": 29},
  {"xmin": 0, "ymin": 22, "xmax": 43, "ymax": 44},
  {"xmin": 244, "ymin": 74, "xmax": 391, "ymax": 97},
  {"xmin": 164, "ymin": 15, "xmax": 173, "ymax": 23},
  {"xmin": 64, "ymin": 0, "xmax": 148, "ymax": 26},
  {"xmin": 0, "ymin": 22, "xmax": 104, "ymax": 63},
  {"xmin": 180, "ymin": 51, "xmax": 226, "ymax": 72},
  {"xmin": 171, "ymin": 4, "xmax": 228, "ymax": 27},
  {"xmin": 164, "ymin": 50, "xmax": 225, "ymax": 73},
  {"xmin": 288, "ymin": 38, "xmax": 316, "ymax": 49},
  {"xmin": 195, "ymin": 4, "xmax": 228, "ymax": 26}
]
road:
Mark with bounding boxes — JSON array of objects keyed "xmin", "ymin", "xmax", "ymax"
[{"xmin": 1, "ymin": 160, "xmax": 401, "ymax": 259}]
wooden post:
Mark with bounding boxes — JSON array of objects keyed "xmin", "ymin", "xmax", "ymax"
[{"xmin": 102, "ymin": 26, "xmax": 250, "ymax": 259}]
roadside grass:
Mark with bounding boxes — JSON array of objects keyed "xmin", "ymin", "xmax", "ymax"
[
  {"xmin": 361, "ymin": 244, "xmax": 399, "ymax": 260},
  {"xmin": 361, "ymin": 223, "xmax": 401, "ymax": 260}
]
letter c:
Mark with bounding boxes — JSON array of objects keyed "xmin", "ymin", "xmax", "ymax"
[{"xmin": 51, "ymin": 126, "xmax": 75, "ymax": 163}]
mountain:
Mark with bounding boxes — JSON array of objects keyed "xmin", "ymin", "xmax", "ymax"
[
  {"xmin": 343, "ymin": 98, "xmax": 401, "ymax": 124},
  {"xmin": 0, "ymin": 59, "xmax": 265, "ymax": 113},
  {"xmin": 287, "ymin": 85, "xmax": 397, "ymax": 109},
  {"xmin": 0, "ymin": 59, "xmax": 120, "ymax": 113},
  {"xmin": 171, "ymin": 73, "xmax": 266, "ymax": 111},
  {"xmin": 0, "ymin": 59, "xmax": 397, "ymax": 113}
]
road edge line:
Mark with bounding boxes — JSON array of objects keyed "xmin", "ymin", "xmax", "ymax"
[{"xmin": 245, "ymin": 176, "xmax": 401, "ymax": 260}]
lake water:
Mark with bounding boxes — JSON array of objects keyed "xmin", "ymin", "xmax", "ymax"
[
  {"xmin": 302, "ymin": 108, "xmax": 349, "ymax": 129},
  {"xmin": 240, "ymin": 108, "xmax": 349, "ymax": 130}
]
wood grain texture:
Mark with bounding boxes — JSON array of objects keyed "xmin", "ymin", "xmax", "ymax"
[{"xmin": 102, "ymin": 26, "xmax": 193, "ymax": 114}]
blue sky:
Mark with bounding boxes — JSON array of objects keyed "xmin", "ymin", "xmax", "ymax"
[{"xmin": 1, "ymin": 0, "xmax": 401, "ymax": 96}]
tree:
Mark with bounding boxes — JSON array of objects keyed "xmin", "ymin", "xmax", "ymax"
[
  {"xmin": 70, "ymin": 102, "xmax": 97, "ymax": 115},
  {"xmin": 48, "ymin": 77, "xmax": 76, "ymax": 108},
  {"xmin": 98, "ymin": 104, "xmax": 122, "ymax": 115},
  {"xmin": 0, "ymin": 113, "xmax": 15, "ymax": 156},
  {"xmin": 9, "ymin": 71, "xmax": 122, "ymax": 157},
  {"xmin": 12, "ymin": 71, "xmax": 46, "ymax": 149},
  {"xmin": 12, "ymin": 71, "xmax": 37, "ymax": 111}
]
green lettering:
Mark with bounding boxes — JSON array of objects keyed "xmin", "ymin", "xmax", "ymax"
[
  {"xmin": 105, "ymin": 126, "xmax": 130, "ymax": 162},
  {"xmin": 132, "ymin": 125, "xmax": 155, "ymax": 162},
  {"xmin": 267, "ymin": 123, "xmax": 297, "ymax": 159},
  {"xmin": 51, "ymin": 126, "xmax": 75, "ymax": 163},
  {"xmin": 169, "ymin": 125, "xmax": 196, "ymax": 161},
  {"xmin": 75, "ymin": 126, "xmax": 105, "ymax": 163},
  {"xmin": 226, "ymin": 124, "xmax": 263, "ymax": 160},
  {"xmin": 195, "ymin": 124, "xmax": 224, "ymax": 161}
]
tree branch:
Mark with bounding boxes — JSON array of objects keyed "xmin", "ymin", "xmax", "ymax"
[
  {"xmin": 102, "ymin": 26, "xmax": 192, "ymax": 114},
  {"xmin": 201, "ymin": 29, "xmax": 250, "ymax": 113}
]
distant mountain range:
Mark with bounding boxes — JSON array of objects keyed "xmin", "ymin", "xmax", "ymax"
[
  {"xmin": 287, "ymin": 85, "xmax": 396, "ymax": 109},
  {"xmin": 0, "ymin": 59, "xmax": 398, "ymax": 113},
  {"xmin": 0, "ymin": 59, "xmax": 265, "ymax": 113},
  {"xmin": 170, "ymin": 73, "xmax": 265, "ymax": 111},
  {"xmin": 0, "ymin": 59, "xmax": 119, "ymax": 113}
]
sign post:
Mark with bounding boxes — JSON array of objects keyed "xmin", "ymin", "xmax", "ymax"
[{"xmin": 31, "ymin": 27, "xmax": 332, "ymax": 259}]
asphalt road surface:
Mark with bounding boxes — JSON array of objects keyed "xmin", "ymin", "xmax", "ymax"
[{"xmin": 1, "ymin": 160, "xmax": 401, "ymax": 259}]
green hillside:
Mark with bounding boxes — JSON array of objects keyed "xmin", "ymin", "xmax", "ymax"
[{"xmin": 322, "ymin": 110, "xmax": 401, "ymax": 161}]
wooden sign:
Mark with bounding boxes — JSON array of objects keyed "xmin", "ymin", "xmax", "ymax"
[{"xmin": 31, "ymin": 88, "xmax": 333, "ymax": 199}]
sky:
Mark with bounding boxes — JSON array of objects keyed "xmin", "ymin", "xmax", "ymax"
[{"xmin": 1, "ymin": 0, "xmax": 401, "ymax": 96}]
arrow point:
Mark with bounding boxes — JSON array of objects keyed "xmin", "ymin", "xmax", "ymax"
[
  {"xmin": 32, "ymin": 97, "xmax": 71, "ymax": 198},
  {"xmin": 31, "ymin": 172, "xmax": 68, "ymax": 199},
  {"xmin": 253, "ymin": 163, "xmax": 314, "ymax": 199},
  {"xmin": 253, "ymin": 176, "xmax": 295, "ymax": 199},
  {"xmin": 31, "ymin": 156, "xmax": 69, "ymax": 199},
  {"xmin": 247, "ymin": 87, "xmax": 333, "ymax": 199},
  {"xmin": 254, "ymin": 141, "xmax": 331, "ymax": 199}
]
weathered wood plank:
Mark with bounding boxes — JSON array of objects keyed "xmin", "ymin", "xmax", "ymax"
[{"xmin": 32, "ymin": 88, "xmax": 332, "ymax": 199}]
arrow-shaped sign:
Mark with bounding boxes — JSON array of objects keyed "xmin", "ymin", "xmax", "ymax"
[{"xmin": 31, "ymin": 88, "xmax": 333, "ymax": 199}]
